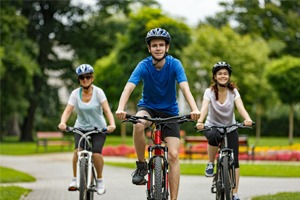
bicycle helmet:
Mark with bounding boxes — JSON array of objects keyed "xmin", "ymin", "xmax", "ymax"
[
  {"xmin": 75, "ymin": 64, "xmax": 94, "ymax": 76},
  {"xmin": 145, "ymin": 28, "xmax": 171, "ymax": 45},
  {"xmin": 212, "ymin": 61, "xmax": 232, "ymax": 75}
]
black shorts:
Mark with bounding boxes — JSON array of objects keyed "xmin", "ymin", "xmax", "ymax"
[
  {"xmin": 204, "ymin": 128, "xmax": 240, "ymax": 168},
  {"xmin": 74, "ymin": 131, "xmax": 106, "ymax": 154},
  {"xmin": 138, "ymin": 107, "xmax": 180, "ymax": 139}
]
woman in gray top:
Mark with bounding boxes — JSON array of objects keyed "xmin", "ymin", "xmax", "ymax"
[
  {"xmin": 58, "ymin": 64, "xmax": 116, "ymax": 195},
  {"xmin": 196, "ymin": 61, "xmax": 253, "ymax": 200}
]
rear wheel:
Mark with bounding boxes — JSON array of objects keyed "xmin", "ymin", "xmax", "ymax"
[
  {"xmin": 79, "ymin": 157, "xmax": 88, "ymax": 200},
  {"xmin": 154, "ymin": 156, "xmax": 163, "ymax": 200}
]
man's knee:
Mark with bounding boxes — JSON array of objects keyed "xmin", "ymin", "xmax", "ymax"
[{"xmin": 168, "ymin": 150, "xmax": 179, "ymax": 162}]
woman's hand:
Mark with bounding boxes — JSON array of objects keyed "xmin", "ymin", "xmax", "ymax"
[
  {"xmin": 57, "ymin": 123, "xmax": 67, "ymax": 131},
  {"xmin": 196, "ymin": 122, "xmax": 205, "ymax": 130},
  {"xmin": 244, "ymin": 120, "xmax": 253, "ymax": 126},
  {"xmin": 106, "ymin": 125, "xmax": 116, "ymax": 133}
]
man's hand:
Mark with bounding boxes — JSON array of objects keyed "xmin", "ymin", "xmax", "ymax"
[
  {"xmin": 190, "ymin": 110, "xmax": 201, "ymax": 121},
  {"xmin": 115, "ymin": 110, "xmax": 127, "ymax": 120}
]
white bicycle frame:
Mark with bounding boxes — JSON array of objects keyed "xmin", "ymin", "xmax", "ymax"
[{"xmin": 72, "ymin": 129, "xmax": 98, "ymax": 190}]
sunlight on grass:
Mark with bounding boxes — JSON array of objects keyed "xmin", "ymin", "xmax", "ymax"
[
  {"xmin": 0, "ymin": 186, "xmax": 31, "ymax": 200},
  {"xmin": 251, "ymin": 192, "xmax": 300, "ymax": 200},
  {"xmin": 0, "ymin": 166, "xmax": 36, "ymax": 183}
]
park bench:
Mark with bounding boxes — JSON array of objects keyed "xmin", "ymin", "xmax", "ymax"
[
  {"xmin": 36, "ymin": 131, "xmax": 73, "ymax": 152},
  {"xmin": 184, "ymin": 134, "xmax": 255, "ymax": 161}
]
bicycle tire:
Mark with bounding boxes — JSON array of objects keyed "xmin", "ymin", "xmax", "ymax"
[
  {"xmin": 87, "ymin": 166, "xmax": 95, "ymax": 200},
  {"xmin": 154, "ymin": 156, "xmax": 163, "ymax": 200},
  {"xmin": 79, "ymin": 157, "xmax": 88, "ymax": 200},
  {"xmin": 222, "ymin": 156, "xmax": 233, "ymax": 200},
  {"xmin": 215, "ymin": 160, "xmax": 223, "ymax": 200}
]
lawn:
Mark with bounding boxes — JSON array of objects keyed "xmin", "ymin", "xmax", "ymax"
[{"xmin": 0, "ymin": 135, "xmax": 299, "ymax": 200}]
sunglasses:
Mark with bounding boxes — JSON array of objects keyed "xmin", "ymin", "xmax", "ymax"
[{"xmin": 78, "ymin": 75, "xmax": 93, "ymax": 80}]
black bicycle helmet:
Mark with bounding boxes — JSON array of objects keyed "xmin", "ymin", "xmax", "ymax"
[
  {"xmin": 212, "ymin": 61, "xmax": 232, "ymax": 75},
  {"xmin": 145, "ymin": 28, "xmax": 171, "ymax": 45}
]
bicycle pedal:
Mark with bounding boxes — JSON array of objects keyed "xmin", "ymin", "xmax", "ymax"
[
  {"xmin": 133, "ymin": 179, "xmax": 147, "ymax": 185},
  {"xmin": 68, "ymin": 187, "xmax": 78, "ymax": 191}
]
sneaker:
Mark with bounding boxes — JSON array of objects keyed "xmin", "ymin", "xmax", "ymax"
[
  {"xmin": 233, "ymin": 194, "xmax": 240, "ymax": 200},
  {"xmin": 68, "ymin": 178, "xmax": 77, "ymax": 191},
  {"xmin": 96, "ymin": 179, "xmax": 106, "ymax": 195},
  {"xmin": 132, "ymin": 161, "xmax": 147, "ymax": 185},
  {"xmin": 205, "ymin": 163, "xmax": 214, "ymax": 177}
]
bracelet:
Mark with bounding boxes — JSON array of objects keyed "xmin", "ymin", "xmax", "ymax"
[{"xmin": 197, "ymin": 122, "xmax": 203, "ymax": 124}]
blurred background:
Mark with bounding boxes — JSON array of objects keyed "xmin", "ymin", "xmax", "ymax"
[{"xmin": 0, "ymin": 0, "xmax": 299, "ymax": 144}]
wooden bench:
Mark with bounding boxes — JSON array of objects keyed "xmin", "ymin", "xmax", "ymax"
[
  {"xmin": 184, "ymin": 134, "xmax": 255, "ymax": 161},
  {"xmin": 36, "ymin": 131, "xmax": 73, "ymax": 152}
]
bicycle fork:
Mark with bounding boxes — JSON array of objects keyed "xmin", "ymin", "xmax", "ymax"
[
  {"xmin": 146, "ymin": 144, "xmax": 169, "ymax": 200},
  {"xmin": 211, "ymin": 149, "xmax": 236, "ymax": 194},
  {"xmin": 76, "ymin": 150, "xmax": 94, "ymax": 190}
]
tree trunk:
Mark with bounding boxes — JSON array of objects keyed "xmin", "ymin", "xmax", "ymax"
[
  {"xmin": 7, "ymin": 113, "xmax": 21, "ymax": 136},
  {"xmin": 288, "ymin": 104, "xmax": 294, "ymax": 145},
  {"xmin": 20, "ymin": 99, "xmax": 37, "ymax": 142},
  {"xmin": 255, "ymin": 103, "xmax": 262, "ymax": 145}
]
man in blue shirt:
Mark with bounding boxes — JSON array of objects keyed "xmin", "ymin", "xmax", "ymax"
[{"xmin": 116, "ymin": 28, "xmax": 200, "ymax": 200}]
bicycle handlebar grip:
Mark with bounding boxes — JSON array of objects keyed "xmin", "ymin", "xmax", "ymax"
[
  {"xmin": 184, "ymin": 114, "xmax": 191, "ymax": 119},
  {"xmin": 125, "ymin": 114, "xmax": 132, "ymax": 119}
]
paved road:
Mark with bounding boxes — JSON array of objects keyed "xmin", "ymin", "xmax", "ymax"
[{"xmin": 1, "ymin": 153, "xmax": 299, "ymax": 200}]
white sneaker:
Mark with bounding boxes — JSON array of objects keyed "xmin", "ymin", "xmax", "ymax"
[
  {"xmin": 68, "ymin": 178, "xmax": 77, "ymax": 190},
  {"xmin": 96, "ymin": 179, "xmax": 106, "ymax": 195}
]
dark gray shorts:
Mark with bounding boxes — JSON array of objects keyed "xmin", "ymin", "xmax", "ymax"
[
  {"xmin": 137, "ymin": 107, "xmax": 180, "ymax": 139},
  {"xmin": 74, "ymin": 131, "xmax": 106, "ymax": 154}
]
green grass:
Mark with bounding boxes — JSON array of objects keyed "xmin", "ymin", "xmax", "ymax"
[
  {"xmin": 251, "ymin": 192, "xmax": 300, "ymax": 200},
  {"xmin": 0, "ymin": 166, "xmax": 36, "ymax": 183},
  {"xmin": 105, "ymin": 162, "xmax": 300, "ymax": 177},
  {"xmin": 0, "ymin": 186, "xmax": 31, "ymax": 200},
  {"xmin": 0, "ymin": 167, "xmax": 34, "ymax": 200},
  {"xmin": 1, "ymin": 136, "xmax": 299, "ymax": 155}
]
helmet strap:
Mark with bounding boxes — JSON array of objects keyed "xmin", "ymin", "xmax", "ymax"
[{"xmin": 152, "ymin": 52, "xmax": 168, "ymax": 66}]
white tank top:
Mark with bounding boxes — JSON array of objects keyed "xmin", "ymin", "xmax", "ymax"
[{"xmin": 68, "ymin": 85, "xmax": 107, "ymax": 130}]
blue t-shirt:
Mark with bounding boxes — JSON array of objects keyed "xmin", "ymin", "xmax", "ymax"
[{"xmin": 128, "ymin": 55, "xmax": 187, "ymax": 115}]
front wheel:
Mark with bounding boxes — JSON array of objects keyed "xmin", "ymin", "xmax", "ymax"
[
  {"xmin": 79, "ymin": 157, "xmax": 88, "ymax": 200},
  {"xmin": 222, "ymin": 156, "xmax": 233, "ymax": 200},
  {"xmin": 154, "ymin": 156, "xmax": 163, "ymax": 200}
]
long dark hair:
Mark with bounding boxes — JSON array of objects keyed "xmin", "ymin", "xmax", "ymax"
[{"xmin": 210, "ymin": 82, "xmax": 238, "ymax": 101}]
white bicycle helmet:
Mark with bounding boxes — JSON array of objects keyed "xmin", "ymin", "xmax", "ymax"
[
  {"xmin": 145, "ymin": 28, "xmax": 171, "ymax": 45},
  {"xmin": 75, "ymin": 64, "xmax": 94, "ymax": 76}
]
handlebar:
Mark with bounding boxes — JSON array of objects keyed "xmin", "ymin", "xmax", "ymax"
[
  {"xmin": 122, "ymin": 114, "xmax": 193, "ymax": 125},
  {"xmin": 65, "ymin": 126, "xmax": 108, "ymax": 135},
  {"xmin": 197, "ymin": 122, "xmax": 255, "ymax": 132}
]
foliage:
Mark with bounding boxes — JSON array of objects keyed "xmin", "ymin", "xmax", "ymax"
[
  {"xmin": 266, "ymin": 56, "xmax": 300, "ymax": 105},
  {"xmin": 182, "ymin": 25, "xmax": 271, "ymax": 114},
  {"xmin": 0, "ymin": 3, "xmax": 40, "ymax": 138},
  {"xmin": 211, "ymin": 0, "xmax": 300, "ymax": 57},
  {"xmin": 94, "ymin": 7, "xmax": 191, "ymax": 111}
]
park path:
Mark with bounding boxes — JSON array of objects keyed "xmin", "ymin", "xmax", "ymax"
[{"xmin": 0, "ymin": 153, "xmax": 299, "ymax": 200}]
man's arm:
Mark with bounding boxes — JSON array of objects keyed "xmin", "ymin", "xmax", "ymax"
[
  {"xmin": 179, "ymin": 82, "xmax": 200, "ymax": 120},
  {"xmin": 115, "ymin": 82, "xmax": 136, "ymax": 120}
]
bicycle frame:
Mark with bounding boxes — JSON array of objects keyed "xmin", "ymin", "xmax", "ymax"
[
  {"xmin": 123, "ymin": 114, "xmax": 192, "ymax": 200},
  {"xmin": 199, "ymin": 123, "xmax": 254, "ymax": 200},
  {"xmin": 67, "ymin": 127, "xmax": 106, "ymax": 200},
  {"xmin": 147, "ymin": 124, "xmax": 169, "ymax": 200}
]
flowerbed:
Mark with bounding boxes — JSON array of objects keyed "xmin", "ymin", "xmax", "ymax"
[{"xmin": 102, "ymin": 143, "xmax": 300, "ymax": 162}]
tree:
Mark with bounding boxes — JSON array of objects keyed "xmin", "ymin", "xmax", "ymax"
[
  {"xmin": 182, "ymin": 25, "xmax": 271, "ymax": 140},
  {"xmin": 210, "ymin": 0, "xmax": 300, "ymax": 57},
  {"xmin": 266, "ymin": 56, "xmax": 300, "ymax": 144},
  {"xmin": 0, "ymin": 3, "xmax": 39, "ymax": 139},
  {"xmin": 94, "ymin": 7, "xmax": 191, "ymax": 111}
]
